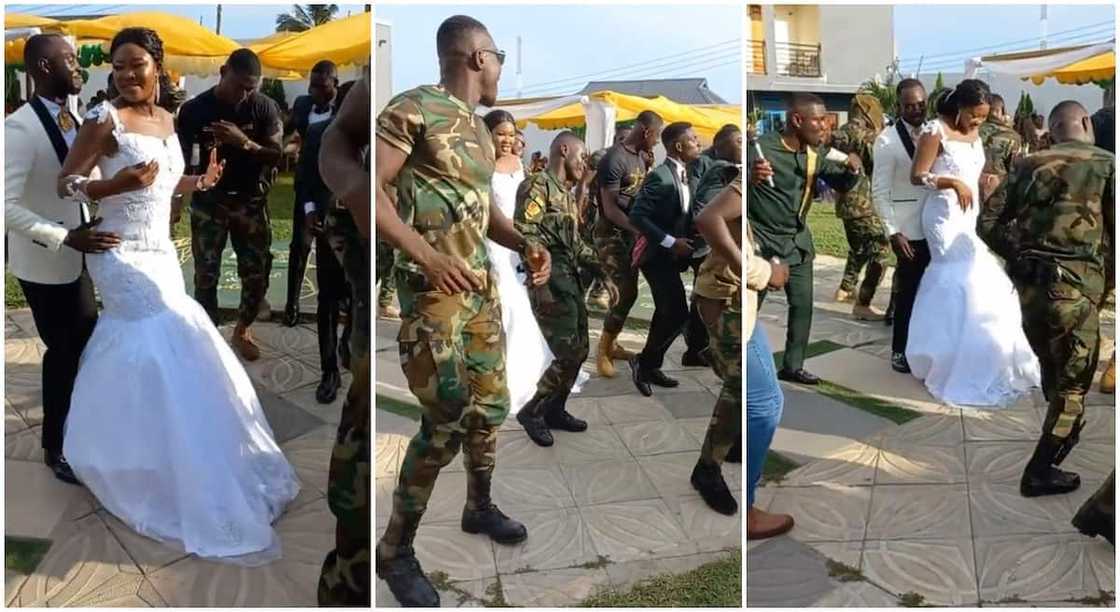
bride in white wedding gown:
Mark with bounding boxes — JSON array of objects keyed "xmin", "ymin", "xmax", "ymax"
[
  {"xmin": 58, "ymin": 29, "xmax": 298, "ymax": 565},
  {"xmin": 906, "ymin": 79, "xmax": 1041, "ymax": 407},
  {"xmin": 483, "ymin": 111, "xmax": 587, "ymax": 413}
]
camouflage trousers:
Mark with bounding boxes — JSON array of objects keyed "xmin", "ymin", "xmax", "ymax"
[
  {"xmin": 378, "ymin": 274, "xmax": 510, "ymax": 561},
  {"xmin": 695, "ymin": 295, "xmax": 742, "ymax": 467},
  {"xmin": 840, "ymin": 215, "xmax": 890, "ymax": 304},
  {"xmin": 376, "ymin": 239, "xmax": 397, "ymax": 309},
  {"xmin": 1017, "ymin": 273, "xmax": 1104, "ymax": 442},
  {"xmin": 524, "ymin": 265, "xmax": 589, "ymax": 416},
  {"xmin": 190, "ymin": 192, "xmax": 273, "ymax": 327},
  {"xmin": 593, "ymin": 221, "xmax": 639, "ymax": 335},
  {"xmin": 318, "ymin": 210, "xmax": 371, "ymax": 607}
]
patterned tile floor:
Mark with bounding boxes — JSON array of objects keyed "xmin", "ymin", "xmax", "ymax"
[
  {"xmin": 375, "ymin": 317, "xmax": 741, "ymax": 607},
  {"xmin": 5, "ymin": 311, "xmax": 347, "ymax": 607},
  {"xmin": 747, "ymin": 255, "xmax": 1116, "ymax": 607}
]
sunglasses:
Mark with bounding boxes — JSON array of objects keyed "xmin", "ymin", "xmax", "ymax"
[{"xmin": 476, "ymin": 48, "xmax": 507, "ymax": 66}]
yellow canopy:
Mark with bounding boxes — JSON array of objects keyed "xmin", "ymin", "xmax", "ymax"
[
  {"xmin": 248, "ymin": 31, "xmax": 297, "ymax": 54},
  {"xmin": 255, "ymin": 12, "xmax": 370, "ymax": 72},
  {"xmin": 1029, "ymin": 51, "xmax": 1115, "ymax": 85},
  {"xmin": 5, "ymin": 13, "xmax": 60, "ymax": 30},
  {"xmin": 58, "ymin": 12, "xmax": 240, "ymax": 57},
  {"xmin": 526, "ymin": 91, "xmax": 741, "ymax": 140}
]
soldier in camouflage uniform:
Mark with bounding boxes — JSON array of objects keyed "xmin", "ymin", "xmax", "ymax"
[
  {"xmin": 690, "ymin": 175, "xmax": 743, "ymax": 516},
  {"xmin": 831, "ymin": 94, "xmax": 890, "ymax": 321},
  {"xmin": 978, "ymin": 100, "xmax": 1114, "ymax": 499},
  {"xmin": 313, "ymin": 72, "xmax": 371, "ymax": 607},
  {"xmin": 593, "ymin": 111, "xmax": 663, "ymax": 378},
  {"xmin": 580, "ymin": 148, "xmax": 610, "ymax": 309},
  {"xmin": 979, "ymin": 94, "xmax": 1023, "ymax": 205},
  {"xmin": 376, "ymin": 179, "xmax": 400, "ymax": 320},
  {"xmin": 514, "ymin": 133, "xmax": 618, "ymax": 446},
  {"xmin": 373, "ymin": 16, "xmax": 552, "ymax": 608}
]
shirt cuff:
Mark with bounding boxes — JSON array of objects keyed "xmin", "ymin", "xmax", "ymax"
[
  {"xmin": 303, "ymin": 202, "xmax": 317, "ymax": 215},
  {"xmin": 659, "ymin": 235, "xmax": 677, "ymax": 249}
]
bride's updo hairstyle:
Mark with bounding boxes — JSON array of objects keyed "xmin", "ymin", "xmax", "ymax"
[
  {"xmin": 109, "ymin": 27, "xmax": 186, "ymax": 113},
  {"xmin": 935, "ymin": 78, "xmax": 992, "ymax": 117},
  {"xmin": 484, "ymin": 109, "xmax": 516, "ymax": 133}
]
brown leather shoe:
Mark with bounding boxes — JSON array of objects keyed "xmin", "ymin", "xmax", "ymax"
[
  {"xmin": 1100, "ymin": 353, "xmax": 1115, "ymax": 394},
  {"xmin": 232, "ymin": 325, "xmax": 262, "ymax": 362},
  {"xmin": 747, "ymin": 506, "xmax": 794, "ymax": 540}
]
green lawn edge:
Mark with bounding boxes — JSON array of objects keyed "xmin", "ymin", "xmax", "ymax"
[
  {"xmin": 5, "ymin": 536, "xmax": 52, "ymax": 575},
  {"xmin": 581, "ymin": 551, "xmax": 741, "ymax": 607}
]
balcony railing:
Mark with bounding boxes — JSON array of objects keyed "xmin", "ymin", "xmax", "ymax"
[
  {"xmin": 775, "ymin": 41, "xmax": 822, "ymax": 78},
  {"xmin": 748, "ymin": 40, "xmax": 766, "ymax": 75}
]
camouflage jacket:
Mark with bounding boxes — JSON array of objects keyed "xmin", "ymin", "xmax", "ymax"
[
  {"xmin": 829, "ymin": 118, "xmax": 878, "ymax": 220},
  {"xmin": 978, "ymin": 140, "xmax": 1115, "ymax": 289},
  {"xmin": 375, "ymin": 85, "xmax": 495, "ymax": 283},
  {"xmin": 979, "ymin": 118, "xmax": 1023, "ymax": 177},
  {"xmin": 514, "ymin": 169, "xmax": 599, "ymax": 274}
]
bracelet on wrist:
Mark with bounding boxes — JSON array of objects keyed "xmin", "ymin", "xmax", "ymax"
[{"xmin": 195, "ymin": 175, "xmax": 214, "ymax": 192}]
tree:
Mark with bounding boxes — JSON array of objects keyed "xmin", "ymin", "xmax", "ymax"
[
  {"xmin": 275, "ymin": 4, "xmax": 338, "ymax": 32},
  {"xmin": 934, "ymin": 72, "xmax": 945, "ymax": 91},
  {"xmin": 261, "ymin": 78, "xmax": 288, "ymax": 112}
]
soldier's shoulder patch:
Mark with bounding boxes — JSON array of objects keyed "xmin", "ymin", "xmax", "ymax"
[{"xmin": 525, "ymin": 200, "xmax": 544, "ymax": 220}]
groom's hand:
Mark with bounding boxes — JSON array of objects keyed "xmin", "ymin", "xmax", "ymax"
[
  {"xmin": 65, "ymin": 218, "xmax": 121, "ymax": 253},
  {"xmin": 890, "ymin": 233, "xmax": 915, "ymax": 261}
]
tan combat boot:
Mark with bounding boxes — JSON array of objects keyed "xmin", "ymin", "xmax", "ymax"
[
  {"xmin": 834, "ymin": 287, "xmax": 853, "ymax": 303},
  {"xmin": 1101, "ymin": 353, "xmax": 1116, "ymax": 394},
  {"xmin": 597, "ymin": 332, "xmax": 617, "ymax": 378},
  {"xmin": 378, "ymin": 304, "xmax": 401, "ymax": 320},
  {"xmin": 232, "ymin": 324, "xmax": 262, "ymax": 362},
  {"xmin": 608, "ymin": 337, "xmax": 637, "ymax": 361},
  {"xmin": 852, "ymin": 303, "xmax": 886, "ymax": 322}
]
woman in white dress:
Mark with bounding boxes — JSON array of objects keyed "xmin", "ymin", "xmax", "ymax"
[
  {"xmin": 906, "ymin": 79, "xmax": 1041, "ymax": 407},
  {"xmin": 482, "ymin": 111, "xmax": 588, "ymax": 414},
  {"xmin": 57, "ymin": 28, "xmax": 299, "ymax": 565}
]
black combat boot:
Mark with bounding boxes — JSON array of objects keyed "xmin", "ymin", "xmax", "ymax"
[
  {"xmin": 462, "ymin": 500, "xmax": 528, "ymax": 545},
  {"xmin": 544, "ymin": 391, "xmax": 587, "ymax": 432},
  {"xmin": 516, "ymin": 395, "xmax": 553, "ymax": 446},
  {"xmin": 1020, "ymin": 434, "xmax": 1081, "ymax": 497},
  {"xmin": 1072, "ymin": 472, "xmax": 1115, "ymax": 545},
  {"xmin": 725, "ymin": 439, "xmax": 741, "ymax": 464},
  {"xmin": 376, "ymin": 544, "xmax": 440, "ymax": 607},
  {"xmin": 690, "ymin": 460, "xmax": 738, "ymax": 516}
]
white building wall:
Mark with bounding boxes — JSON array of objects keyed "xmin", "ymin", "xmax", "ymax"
[
  {"xmin": 375, "ymin": 20, "xmax": 392, "ymax": 113},
  {"xmin": 818, "ymin": 5, "xmax": 894, "ymax": 90}
]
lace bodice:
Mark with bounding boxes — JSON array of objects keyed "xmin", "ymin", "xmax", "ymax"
[
  {"xmin": 921, "ymin": 119, "xmax": 985, "ymax": 188},
  {"xmin": 919, "ymin": 119, "xmax": 988, "ymax": 263},
  {"xmin": 88, "ymin": 102, "xmax": 185, "ymax": 242}
]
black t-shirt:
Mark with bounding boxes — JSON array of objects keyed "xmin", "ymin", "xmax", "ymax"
[
  {"xmin": 178, "ymin": 87, "xmax": 282, "ymax": 196},
  {"xmin": 597, "ymin": 143, "xmax": 648, "ymax": 212}
]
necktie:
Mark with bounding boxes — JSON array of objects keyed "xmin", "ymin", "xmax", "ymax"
[{"xmin": 57, "ymin": 109, "xmax": 74, "ymax": 132}]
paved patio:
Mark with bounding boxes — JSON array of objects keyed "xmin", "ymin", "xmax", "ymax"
[
  {"xmin": 5, "ymin": 310, "xmax": 349, "ymax": 607},
  {"xmin": 747, "ymin": 255, "xmax": 1116, "ymax": 607},
  {"xmin": 375, "ymin": 316, "xmax": 741, "ymax": 607}
]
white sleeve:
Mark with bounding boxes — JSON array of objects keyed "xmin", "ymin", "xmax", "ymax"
[
  {"xmin": 871, "ymin": 133, "xmax": 898, "ymax": 238},
  {"xmin": 4, "ymin": 119, "xmax": 69, "ymax": 251}
]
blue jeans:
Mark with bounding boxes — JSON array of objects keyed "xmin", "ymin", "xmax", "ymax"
[{"xmin": 747, "ymin": 319, "xmax": 783, "ymax": 506}]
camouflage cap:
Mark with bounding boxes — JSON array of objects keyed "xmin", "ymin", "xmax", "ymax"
[{"xmin": 851, "ymin": 94, "xmax": 884, "ymax": 132}]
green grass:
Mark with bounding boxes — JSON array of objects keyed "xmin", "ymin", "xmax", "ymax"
[
  {"xmin": 375, "ymin": 393, "xmax": 421, "ymax": 421},
  {"xmin": 816, "ymin": 379, "xmax": 923, "ymax": 425},
  {"xmin": 808, "ymin": 201, "xmax": 897, "ymax": 267},
  {"xmin": 772, "ymin": 339, "xmax": 847, "ymax": 370},
  {"xmin": 761, "ymin": 451, "xmax": 800, "ymax": 484},
  {"xmin": 6, "ymin": 270, "xmax": 28, "ymax": 309},
  {"xmin": 581, "ymin": 551, "xmax": 741, "ymax": 607},
  {"xmin": 5, "ymin": 537, "xmax": 51, "ymax": 575}
]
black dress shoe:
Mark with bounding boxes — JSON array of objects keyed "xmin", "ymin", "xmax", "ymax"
[
  {"xmin": 690, "ymin": 461, "xmax": 738, "ymax": 515},
  {"xmin": 461, "ymin": 504, "xmax": 528, "ymax": 544},
  {"xmin": 316, "ymin": 370, "xmax": 342, "ymax": 404},
  {"xmin": 647, "ymin": 369, "xmax": 680, "ymax": 388},
  {"xmin": 546, "ymin": 409, "xmax": 588, "ymax": 432},
  {"xmin": 630, "ymin": 357, "xmax": 652, "ymax": 397},
  {"xmin": 681, "ymin": 350, "xmax": 711, "ymax": 368},
  {"xmin": 376, "ymin": 546, "xmax": 440, "ymax": 607},
  {"xmin": 777, "ymin": 368, "xmax": 820, "ymax": 385},
  {"xmin": 282, "ymin": 304, "xmax": 300, "ymax": 328},
  {"xmin": 890, "ymin": 352, "xmax": 911, "ymax": 374},
  {"xmin": 516, "ymin": 411, "xmax": 554, "ymax": 446},
  {"xmin": 339, "ymin": 338, "xmax": 352, "ymax": 371},
  {"xmin": 44, "ymin": 452, "xmax": 80, "ymax": 486},
  {"xmin": 725, "ymin": 439, "xmax": 742, "ymax": 464}
]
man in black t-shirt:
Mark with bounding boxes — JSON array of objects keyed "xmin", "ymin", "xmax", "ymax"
[
  {"xmin": 591, "ymin": 110, "xmax": 662, "ymax": 379},
  {"xmin": 178, "ymin": 48, "xmax": 284, "ymax": 361}
]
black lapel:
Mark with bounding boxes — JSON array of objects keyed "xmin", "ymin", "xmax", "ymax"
[
  {"xmin": 896, "ymin": 120, "xmax": 916, "ymax": 160},
  {"xmin": 29, "ymin": 97, "xmax": 70, "ymax": 166}
]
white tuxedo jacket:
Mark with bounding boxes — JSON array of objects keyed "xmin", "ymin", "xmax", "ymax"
[
  {"xmin": 5, "ymin": 101, "xmax": 91, "ymax": 285},
  {"xmin": 871, "ymin": 122, "xmax": 926, "ymax": 241}
]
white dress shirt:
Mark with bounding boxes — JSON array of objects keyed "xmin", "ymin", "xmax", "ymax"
[
  {"xmin": 659, "ymin": 157, "xmax": 689, "ymax": 248},
  {"xmin": 37, "ymin": 96, "xmax": 78, "ymax": 148}
]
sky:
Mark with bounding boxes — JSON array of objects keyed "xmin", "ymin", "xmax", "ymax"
[
  {"xmin": 8, "ymin": 4, "xmax": 367, "ymax": 41},
  {"xmin": 893, "ymin": 4, "xmax": 1115, "ymax": 76},
  {"xmin": 375, "ymin": 4, "xmax": 743, "ymax": 103}
]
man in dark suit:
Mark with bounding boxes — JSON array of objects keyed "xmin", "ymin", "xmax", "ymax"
[
  {"xmin": 628, "ymin": 121, "xmax": 705, "ymax": 396},
  {"xmin": 283, "ymin": 60, "xmax": 339, "ymax": 327},
  {"xmin": 297, "ymin": 80, "xmax": 355, "ymax": 404}
]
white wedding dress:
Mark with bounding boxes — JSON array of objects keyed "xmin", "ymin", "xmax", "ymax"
[
  {"xmin": 487, "ymin": 165, "xmax": 588, "ymax": 413},
  {"xmin": 63, "ymin": 102, "xmax": 300, "ymax": 565},
  {"xmin": 906, "ymin": 119, "xmax": 1041, "ymax": 407}
]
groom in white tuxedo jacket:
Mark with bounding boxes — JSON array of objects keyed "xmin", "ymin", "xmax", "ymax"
[
  {"xmin": 871, "ymin": 79, "xmax": 931, "ymax": 374},
  {"xmin": 4, "ymin": 34, "xmax": 119, "ymax": 485}
]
